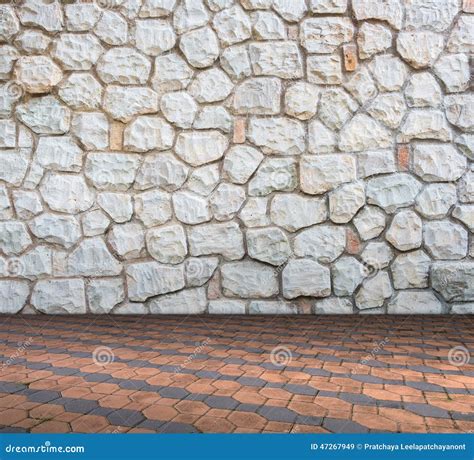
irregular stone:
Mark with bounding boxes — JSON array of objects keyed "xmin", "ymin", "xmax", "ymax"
[
  {"xmin": 459, "ymin": 170, "xmax": 474, "ymax": 203},
  {"xmin": 339, "ymin": 114, "xmax": 392, "ymax": 152},
  {"xmin": 445, "ymin": 94, "xmax": 474, "ymax": 132},
  {"xmin": 233, "ymin": 77, "xmax": 281, "ymax": 115},
  {"xmin": 300, "ymin": 155, "xmax": 356, "ymax": 195},
  {"xmin": 308, "ymin": 120, "xmax": 336, "ymax": 154},
  {"xmin": 14, "ymin": 56, "xmax": 62, "ymax": 94},
  {"xmin": 186, "ymin": 163, "xmax": 220, "ymax": 196},
  {"xmin": 0, "ymin": 280, "xmax": 29, "ymax": 313},
  {"xmin": 355, "ymin": 271, "xmax": 392, "ymax": 310},
  {"xmin": 0, "ymin": 221, "xmax": 32, "ymax": 256},
  {"xmin": 301, "ymin": 17, "xmax": 353, "ymax": 53},
  {"xmin": 357, "ymin": 23, "xmax": 391, "ymax": 60},
  {"xmin": 239, "ymin": 197, "xmax": 270, "ymax": 228},
  {"xmin": 30, "ymin": 213, "xmax": 81, "ymax": 248},
  {"xmin": 247, "ymin": 227, "xmax": 290, "ymax": 266},
  {"xmin": 134, "ymin": 190, "xmax": 172, "ymax": 227},
  {"xmin": 447, "ymin": 15, "xmax": 474, "ymax": 53},
  {"xmin": 343, "ymin": 66, "xmax": 377, "ymax": 105},
  {"xmin": 12, "ymin": 190, "xmax": 42, "ymax": 220},
  {"xmin": 173, "ymin": 190, "xmax": 211, "ymax": 224},
  {"xmin": 223, "ymin": 146, "xmax": 263, "ymax": 184},
  {"xmin": 19, "ymin": 0, "xmax": 63, "ymax": 32},
  {"xmin": 179, "ymin": 27, "xmax": 220, "ymax": 68},
  {"xmin": 283, "ymin": 259, "xmax": 330, "ymax": 299},
  {"xmin": 97, "ymin": 192, "xmax": 133, "ymax": 223},
  {"xmin": 81, "ymin": 210, "xmax": 110, "ymax": 237},
  {"xmin": 415, "ymin": 183, "xmax": 457, "ymax": 218},
  {"xmin": 32, "ymin": 279, "xmax": 86, "ymax": 314},
  {"xmin": 252, "ymin": 11, "xmax": 286, "ymax": 40},
  {"xmin": 366, "ymin": 93, "xmax": 407, "ymax": 129},
  {"xmin": 173, "ymin": 0, "xmax": 209, "ymax": 33},
  {"xmin": 249, "ymin": 41, "xmax": 303, "ymax": 78},
  {"xmin": 52, "ymin": 34, "xmax": 103, "ymax": 70},
  {"xmin": 248, "ymin": 158, "xmax": 297, "ymax": 196},
  {"xmin": 66, "ymin": 237, "xmax": 122, "ymax": 276},
  {"xmin": 149, "ymin": 287, "xmax": 208, "ymax": 314},
  {"xmin": 0, "ymin": 185, "xmax": 12, "ymax": 219},
  {"xmin": 456, "ymin": 134, "xmax": 474, "ymax": 160},
  {"xmin": 272, "ymin": 0, "xmax": 307, "ymax": 22},
  {"xmin": 40, "ymin": 173, "xmax": 94, "ymax": 214},
  {"xmin": 94, "ymin": 10, "xmax": 128, "ymax": 45},
  {"xmin": 248, "ymin": 117, "xmax": 304, "ymax": 156},
  {"xmin": 146, "ymin": 224, "xmax": 187, "ymax": 264},
  {"xmin": 185, "ymin": 257, "xmax": 218, "ymax": 287},
  {"xmin": 405, "ymin": 0, "xmax": 459, "ymax": 32},
  {"xmin": 160, "ymin": 91, "xmax": 197, "ymax": 128},
  {"xmin": 396, "ymin": 31, "xmax": 444, "ymax": 69},
  {"xmin": 329, "ymin": 182, "xmax": 365, "ymax": 224},
  {"xmin": 239, "ymin": 0, "xmax": 272, "ymax": 9},
  {"xmin": 189, "ymin": 68, "xmax": 233, "ymax": 103},
  {"xmin": 188, "ymin": 221, "xmax": 244, "ymax": 260},
  {"xmin": 135, "ymin": 152, "xmax": 189, "ymax": 191},
  {"xmin": 16, "ymin": 96, "xmax": 70, "ymax": 135},
  {"xmin": 65, "ymin": 3, "xmax": 101, "ymax": 31},
  {"xmin": 399, "ymin": 109, "xmax": 452, "ymax": 142},
  {"xmin": 210, "ymin": 183, "xmax": 246, "ymax": 221},
  {"xmin": 175, "ymin": 130, "xmax": 228, "ymax": 166},
  {"xmin": 249, "ymin": 300, "xmax": 298, "ymax": 314},
  {"xmin": 140, "ymin": 0, "xmax": 177, "ymax": 17},
  {"xmin": 386, "ymin": 210, "xmax": 422, "ymax": 251},
  {"xmin": 103, "ymin": 86, "xmax": 158, "ymax": 123},
  {"xmin": 135, "ymin": 19, "xmax": 175, "ymax": 55},
  {"xmin": 221, "ymin": 261, "xmax": 278, "ymax": 298},
  {"xmin": 366, "ymin": 173, "xmax": 422, "ymax": 213},
  {"xmin": 85, "ymin": 152, "xmax": 140, "ymax": 191},
  {"xmin": 294, "ymin": 225, "xmax": 346, "ymax": 263},
  {"xmin": 405, "ymin": 72, "xmax": 442, "ymax": 107},
  {"xmin": 194, "ymin": 106, "xmax": 232, "ymax": 132},
  {"xmin": 0, "ymin": 6, "xmax": 20, "ymax": 41},
  {"xmin": 433, "ymin": 54, "xmax": 470, "ymax": 93},
  {"xmin": 361, "ymin": 242, "xmax": 393, "ymax": 270},
  {"xmin": 0, "ymin": 45, "xmax": 18, "ymax": 78},
  {"xmin": 412, "ymin": 143, "xmax": 466, "ymax": 182},
  {"xmin": 423, "ymin": 221, "xmax": 468, "ymax": 259},
  {"xmin": 58, "ymin": 73, "xmax": 103, "ymax": 111},
  {"xmin": 353, "ymin": 206, "xmax": 386, "ymax": 241},
  {"xmin": 370, "ymin": 55, "xmax": 408, "ymax": 91},
  {"xmin": 87, "ymin": 279, "xmax": 125, "ymax": 314},
  {"xmin": 452, "ymin": 205, "xmax": 474, "ymax": 232},
  {"xmin": 392, "ymin": 250, "xmax": 431, "ymax": 289},
  {"xmin": 97, "ymin": 47, "xmax": 151, "ymax": 85},
  {"xmin": 124, "ymin": 116, "xmax": 174, "ymax": 153},
  {"xmin": 318, "ymin": 88, "xmax": 358, "ymax": 131},
  {"xmin": 213, "ymin": 5, "xmax": 251, "ymax": 45},
  {"xmin": 126, "ymin": 261, "xmax": 185, "ymax": 301},
  {"xmin": 388, "ymin": 291, "xmax": 443, "ymax": 314},
  {"xmin": 357, "ymin": 150, "xmax": 397, "ymax": 178},
  {"xmin": 270, "ymin": 194, "xmax": 327, "ymax": 232},
  {"xmin": 0, "ymin": 120, "xmax": 15, "ymax": 148},
  {"xmin": 307, "ymin": 54, "xmax": 342, "ymax": 84},
  {"xmin": 208, "ymin": 299, "xmax": 246, "ymax": 314},
  {"xmin": 0, "ymin": 150, "xmax": 29, "ymax": 187},
  {"xmin": 71, "ymin": 112, "xmax": 109, "ymax": 150},
  {"xmin": 35, "ymin": 136, "xmax": 82, "ymax": 173},
  {"xmin": 152, "ymin": 53, "xmax": 194, "ymax": 93},
  {"xmin": 432, "ymin": 262, "xmax": 474, "ymax": 301},
  {"xmin": 332, "ymin": 256, "xmax": 365, "ymax": 296},
  {"xmin": 314, "ymin": 297, "xmax": 353, "ymax": 314},
  {"xmin": 451, "ymin": 303, "xmax": 474, "ymax": 314},
  {"xmin": 220, "ymin": 44, "xmax": 251, "ymax": 80},
  {"xmin": 285, "ymin": 82, "xmax": 319, "ymax": 120},
  {"xmin": 352, "ymin": 0, "xmax": 403, "ymax": 30},
  {"xmin": 108, "ymin": 223, "xmax": 145, "ymax": 260}
]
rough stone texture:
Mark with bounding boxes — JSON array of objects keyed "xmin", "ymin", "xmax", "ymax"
[{"xmin": 0, "ymin": 1, "xmax": 470, "ymax": 315}]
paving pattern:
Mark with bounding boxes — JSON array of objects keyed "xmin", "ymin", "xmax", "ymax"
[{"xmin": 0, "ymin": 314, "xmax": 473, "ymax": 433}]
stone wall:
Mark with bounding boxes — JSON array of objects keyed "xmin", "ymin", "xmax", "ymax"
[{"xmin": 0, "ymin": 0, "xmax": 473, "ymax": 315}]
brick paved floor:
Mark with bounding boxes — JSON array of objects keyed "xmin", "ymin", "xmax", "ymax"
[{"xmin": 0, "ymin": 315, "xmax": 473, "ymax": 433}]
